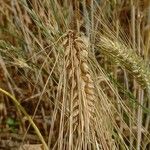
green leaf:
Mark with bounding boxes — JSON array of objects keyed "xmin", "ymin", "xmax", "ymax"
[{"xmin": 6, "ymin": 117, "xmax": 16, "ymax": 126}]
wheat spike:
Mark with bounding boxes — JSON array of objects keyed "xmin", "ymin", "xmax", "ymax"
[
  {"xmin": 62, "ymin": 30, "xmax": 96, "ymax": 149},
  {"xmin": 98, "ymin": 35, "xmax": 150, "ymax": 92}
]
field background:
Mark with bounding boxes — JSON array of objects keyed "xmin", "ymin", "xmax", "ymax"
[{"xmin": 0, "ymin": 0, "xmax": 150, "ymax": 149}]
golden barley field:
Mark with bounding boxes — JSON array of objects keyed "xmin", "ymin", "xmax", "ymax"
[{"xmin": 0, "ymin": 0, "xmax": 150, "ymax": 149}]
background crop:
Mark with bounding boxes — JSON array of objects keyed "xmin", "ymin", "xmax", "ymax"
[{"xmin": 0, "ymin": 0, "xmax": 150, "ymax": 149}]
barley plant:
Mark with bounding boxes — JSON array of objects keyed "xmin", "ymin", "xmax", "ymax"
[{"xmin": 0, "ymin": 0, "xmax": 150, "ymax": 150}]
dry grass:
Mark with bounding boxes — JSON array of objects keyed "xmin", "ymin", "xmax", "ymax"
[{"xmin": 0, "ymin": 0, "xmax": 150, "ymax": 149}]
